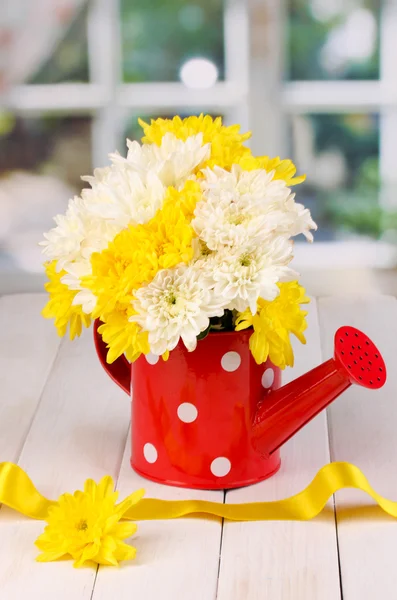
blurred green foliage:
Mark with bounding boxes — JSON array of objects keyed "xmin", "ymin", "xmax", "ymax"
[
  {"xmin": 288, "ymin": 0, "xmax": 380, "ymax": 80},
  {"xmin": 325, "ymin": 194, "xmax": 383, "ymax": 238},
  {"xmin": 324, "ymin": 193, "xmax": 397, "ymax": 239},
  {"xmin": 121, "ymin": 0, "xmax": 224, "ymax": 82},
  {"xmin": 295, "ymin": 114, "xmax": 381, "ymax": 239},
  {"xmin": 12, "ymin": 0, "xmax": 392, "ymax": 239},
  {"xmin": 288, "ymin": 1, "xmax": 383, "ymax": 238},
  {"xmin": 316, "ymin": 114, "xmax": 378, "ymax": 185}
]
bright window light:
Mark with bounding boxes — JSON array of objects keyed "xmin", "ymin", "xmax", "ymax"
[
  {"xmin": 179, "ymin": 58, "xmax": 219, "ymax": 89},
  {"xmin": 321, "ymin": 9, "xmax": 377, "ymax": 73}
]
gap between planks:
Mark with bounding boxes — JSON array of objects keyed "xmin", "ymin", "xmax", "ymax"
[
  {"xmin": 6, "ymin": 295, "xmax": 395, "ymax": 599},
  {"xmin": 0, "ymin": 294, "xmax": 62, "ymax": 464},
  {"xmin": 0, "ymin": 293, "xmax": 225, "ymax": 600},
  {"xmin": 316, "ymin": 298, "xmax": 344, "ymax": 600},
  {"xmin": 216, "ymin": 298, "xmax": 341, "ymax": 600},
  {"xmin": 90, "ymin": 425, "xmax": 226, "ymax": 600},
  {"xmin": 318, "ymin": 294, "xmax": 397, "ymax": 600},
  {"xmin": 0, "ymin": 309, "xmax": 131, "ymax": 600}
]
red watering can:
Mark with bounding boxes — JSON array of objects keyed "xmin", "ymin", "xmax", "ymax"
[{"xmin": 94, "ymin": 322, "xmax": 386, "ymax": 489}]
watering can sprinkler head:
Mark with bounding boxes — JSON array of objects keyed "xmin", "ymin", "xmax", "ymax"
[{"xmin": 252, "ymin": 326, "xmax": 387, "ymax": 458}]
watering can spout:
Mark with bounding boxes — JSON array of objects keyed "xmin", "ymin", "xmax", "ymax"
[{"xmin": 252, "ymin": 326, "xmax": 387, "ymax": 457}]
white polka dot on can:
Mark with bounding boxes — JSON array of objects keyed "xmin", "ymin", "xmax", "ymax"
[
  {"xmin": 143, "ymin": 443, "xmax": 158, "ymax": 463},
  {"xmin": 261, "ymin": 368, "xmax": 275, "ymax": 389},
  {"xmin": 210, "ymin": 457, "xmax": 231, "ymax": 477},
  {"xmin": 221, "ymin": 351, "xmax": 241, "ymax": 372},
  {"xmin": 145, "ymin": 352, "xmax": 159, "ymax": 365},
  {"xmin": 177, "ymin": 402, "xmax": 198, "ymax": 423}
]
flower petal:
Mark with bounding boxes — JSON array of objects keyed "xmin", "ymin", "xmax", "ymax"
[
  {"xmin": 112, "ymin": 521, "xmax": 137, "ymax": 540},
  {"xmin": 115, "ymin": 488, "xmax": 145, "ymax": 518},
  {"xmin": 36, "ymin": 550, "xmax": 69, "ymax": 563}
]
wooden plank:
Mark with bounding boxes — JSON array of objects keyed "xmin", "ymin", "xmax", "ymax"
[
  {"xmin": 216, "ymin": 299, "xmax": 341, "ymax": 600},
  {"xmin": 318, "ymin": 295, "xmax": 397, "ymax": 600},
  {"xmin": 0, "ymin": 294, "xmax": 61, "ymax": 462},
  {"xmin": 0, "ymin": 314, "xmax": 130, "ymax": 600},
  {"xmin": 91, "ymin": 432, "xmax": 224, "ymax": 600}
]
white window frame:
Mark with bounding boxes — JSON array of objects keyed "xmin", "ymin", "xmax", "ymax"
[
  {"xmin": 249, "ymin": 0, "xmax": 397, "ymax": 269},
  {"xmin": 3, "ymin": 0, "xmax": 250, "ymax": 168},
  {"xmin": 2, "ymin": 0, "xmax": 396, "ymax": 273}
]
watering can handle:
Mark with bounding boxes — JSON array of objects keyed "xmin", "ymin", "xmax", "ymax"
[{"xmin": 93, "ymin": 319, "xmax": 131, "ymax": 395}]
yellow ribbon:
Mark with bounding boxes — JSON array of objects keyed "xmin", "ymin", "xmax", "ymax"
[{"xmin": 1, "ymin": 461, "xmax": 397, "ymax": 522}]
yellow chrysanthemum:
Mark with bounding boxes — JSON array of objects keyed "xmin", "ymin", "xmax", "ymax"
[
  {"xmin": 35, "ymin": 476, "xmax": 144, "ymax": 568},
  {"xmin": 238, "ymin": 154, "xmax": 306, "ymax": 186},
  {"xmin": 98, "ymin": 309, "xmax": 150, "ymax": 363},
  {"xmin": 86, "ymin": 184, "xmax": 197, "ymax": 320},
  {"xmin": 139, "ymin": 114, "xmax": 251, "ymax": 170},
  {"xmin": 235, "ymin": 282, "xmax": 310, "ymax": 369},
  {"xmin": 165, "ymin": 179, "xmax": 202, "ymax": 220},
  {"xmin": 84, "ymin": 182, "xmax": 199, "ymax": 362},
  {"xmin": 42, "ymin": 261, "xmax": 91, "ymax": 340}
]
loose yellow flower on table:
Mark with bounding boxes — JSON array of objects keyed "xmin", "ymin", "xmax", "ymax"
[
  {"xmin": 35, "ymin": 476, "xmax": 144, "ymax": 568},
  {"xmin": 0, "ymin": 460, "xmax": 397, "ymax": 572},
  {"xmin": 236, "ymin": 282, "xmax": 310, "ymax": 369}
]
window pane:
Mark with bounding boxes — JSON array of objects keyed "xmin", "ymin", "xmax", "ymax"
[
  {"xmin": 0, "ymin": 115, "xmax": 92, "ymax": 273},
  {"xmin": 287, "ymin": 0, "xmax": 380, "ymax": 80},
  {"xmin": 121, "ymin": 0, "xmax": 224, "ymax": 83},
  {"xmin": 289, "ymin": 113, "xmax": 379, "ymax": 240},
  {"xmin": 28, "ymin": 6, "xmax": 89, "ymax": 84}
]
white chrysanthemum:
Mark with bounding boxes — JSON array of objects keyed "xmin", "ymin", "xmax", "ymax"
[
  {"xmin": 202, "ymin": 164, "xmax": 289, "ymax": 205},
  {"xmin": 81, "ymin": 168, "xmax": 166, "ymax": 228},
  {"xmin": 200, "ymin": 238, "xmax": 297, "ymax": 314},
  {"xmin": 78, "ymin": 134, "xmax": 208, "ymax": 232},
  {"xmin": 193, "ymin": 196, "xmax": 269, "ymax": 251},
  {"xmin": 110, "ymin": 132, "xmax": 210, "ymax": 189},
  {"xmin": 193, "ymin": 165, "xmax": 316, "ymax": 251},
  {"xmin": 268, "ymin": 195, "xmax": 317, "ymax": 242},
  {"xmin": 42, "ymin": 131, "xmax": 208, "ymax": 262},
  {"xmin": 40, "ymin": 196, "xmax": 119, "ymax": 272},
  {"xmin": 41, "ymin": 133, "xmax": 209, "ymax": 311},
  {"xmin": 131, "ymin": 264, "xmax": 224, "ymax": 355},
  {"xmin": 40, "ymin": 199, "xmax": 115, "ymax": 314}
]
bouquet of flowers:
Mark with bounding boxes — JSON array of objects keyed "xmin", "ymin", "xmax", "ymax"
[{"xmin": 41, "ymin": 115, "xmax": 316, "ymax": 369}]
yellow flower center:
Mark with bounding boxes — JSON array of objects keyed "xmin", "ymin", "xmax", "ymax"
[
  {"xmin": 200, "ymin": 243, "xmax": 212, "ymax": 256},
  {"xmin": 166, "ymin": 292, "xmax": 177, "ymax": 305},
  {"xmin": 240, "ymin": 254, "xmax": 252, "ymax": 267},
  {"xmin": 228, "ymin": 214, "xmax": 245, "ymax": 226},
  {"xmin": 76, "ymin": 519, "xmax": 88, "ymax": 531}
]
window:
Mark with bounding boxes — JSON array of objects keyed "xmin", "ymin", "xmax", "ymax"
[
  {"xmin": 288, "ymin": 0, "xmax": 380, "ymax": 81},
  {"xmin": 121, "ymin": 0, "xmax": 225, "ymax": 83},
  {"xmin": 29, "ymin": 4, "xmax": 89, "ymax": 84},
  {"xmin": 283, "ymin": 0, "xmax": 397, "ymax": 251},
  {"xmin": 1, "ymin": 0, "xmax": 396, "ymax": 287},
  {"xmin": 1, "ymin": 0, "xmax": 247, "ymax": 282},
  {"xmin": 289, "ymin": 113, "xmax": 379, "ymax": 240},
  {"xmin": 0, "ymin": 114, "xmax": 92, "ymax": 274}
]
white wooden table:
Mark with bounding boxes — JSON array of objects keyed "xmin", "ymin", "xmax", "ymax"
[{"xmin": 0, "ymin": 293, "xmax": 396, "ymax": 600}]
